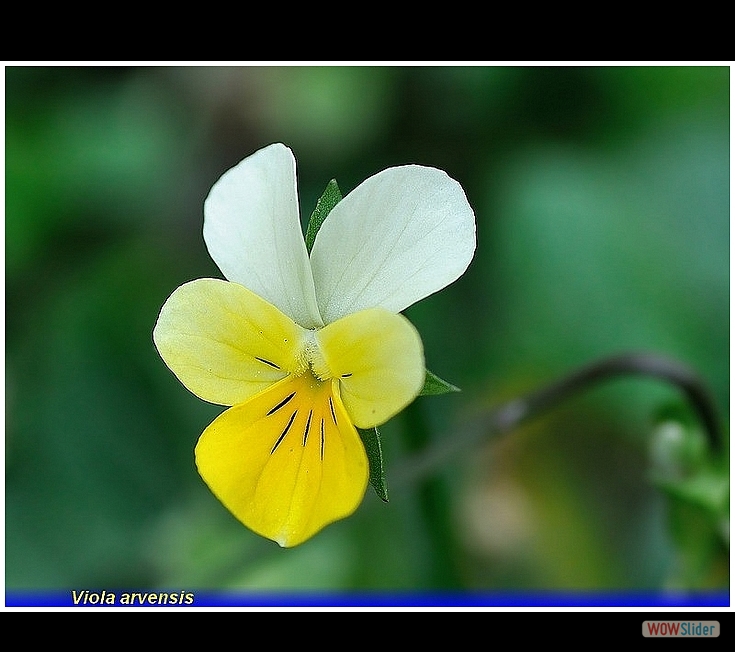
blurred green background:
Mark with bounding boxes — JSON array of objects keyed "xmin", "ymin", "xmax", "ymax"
[{"xmin": 5, "ymin": 65, "xmax": 729, "ymax": 596}]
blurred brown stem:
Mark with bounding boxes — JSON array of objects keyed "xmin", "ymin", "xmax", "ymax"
[{"xmin": 394, "ymin": 351, "xmax": 723, "ymax": 487}]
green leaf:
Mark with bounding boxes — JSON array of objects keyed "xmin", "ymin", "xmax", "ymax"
[
  {"xmin": 357, "ymin": 426, "xmax": 389, "ymax": 502},
  {"xmin": 655, "ymin": 470, "xmax": 730, "ymax": 516},
  {"xmin": 305, "ymin": 179, "xmax": 342, "ymax": 253},
  {"xmin": 419, "ymin": 369, "xmax": 461, "ymax": 396}
]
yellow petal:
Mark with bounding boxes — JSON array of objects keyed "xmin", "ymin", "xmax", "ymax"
[
  {"xmin": 195, "ymin": 373, "xmax": 369, "ymax": 547},
  {"xmin": 314, "ymin": 308, "xmax": 424, "ymax": 429},
  {"xmin": 153, "ymin": 279, "xmax": 306, "ymax": 406}
]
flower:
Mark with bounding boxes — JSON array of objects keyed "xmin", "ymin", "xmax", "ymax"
[{"xmin": 153, "ymin": 143, "xmax": 476, "ymax": 547}]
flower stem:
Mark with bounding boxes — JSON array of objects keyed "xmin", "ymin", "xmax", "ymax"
[
  {"xmin": 401, "ymin": 401, "xmax": 464, "ymax": 588},
  {"xmin": 395, "ymin": 351, "xmax": 723, "ymax": 487}
]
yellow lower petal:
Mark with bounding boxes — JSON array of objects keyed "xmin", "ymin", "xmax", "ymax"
[{"xmin": 195, "ymin": 373, "xmax": 369, "ymax": 547}]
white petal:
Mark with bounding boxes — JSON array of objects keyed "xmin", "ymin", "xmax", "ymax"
[
  {"xmin": 203, "ymin": 143, "xmax": 323, "ymax": 329},
  {"xmin": 310, "ymin": 165, "xmax": 476, "ymax": 323}
]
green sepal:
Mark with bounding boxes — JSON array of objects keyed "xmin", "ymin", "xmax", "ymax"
[
  {"xmin": 419, "ymin": 369, "xmax": 461, "ymax": 396},
  {"xmin": 305, "ymin": 179, "xmax": 342, "ymax": 253},
  {"xmin": 358, "ymin": 426, "xmax": 389, "ymax": 503},
  {"xmin": 649, "ymin": 414, "xmax": 730, "ymax": 519}
]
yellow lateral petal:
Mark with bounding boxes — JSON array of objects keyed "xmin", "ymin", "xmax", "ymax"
[
  {"xmin": 153, "ymin": 279, "xmax": 306, "ymax": 406},
  {"xmin": 315, "ymin": 308, "xmax": 424, "ymax": 429},
  {"xmin": 195, "ymin": 374, "xmax": 369, "ymax": 547}
]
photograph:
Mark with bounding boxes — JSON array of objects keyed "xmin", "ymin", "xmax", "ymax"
[{"xmin": 4, "ymin": 63, "xmax": 730, "ymax": 613}]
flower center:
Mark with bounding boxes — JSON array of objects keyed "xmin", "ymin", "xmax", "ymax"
[{"xmin": 298, "ymin": 329, "xmax": 332, "ymax": 381}]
